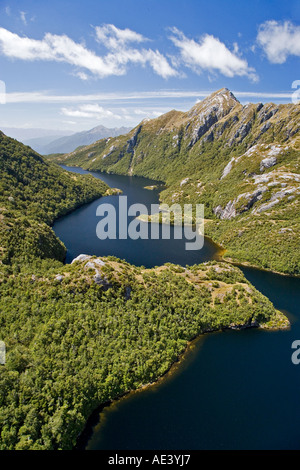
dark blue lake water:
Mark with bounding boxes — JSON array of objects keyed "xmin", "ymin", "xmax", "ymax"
[{"xmin": 54, "ymin": 166, "xmax": 300, "ymax": 450}]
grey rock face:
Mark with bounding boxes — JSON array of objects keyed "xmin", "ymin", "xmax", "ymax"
[
  {"xmin": 189, "ymin": 112, "xmax": 218, "ymax": 147},
  {"xmin": 259, "ymin": 106, "xmax": 279, "ymax": 123},
  {"xmin": 260, "ymin": 156, "xmax": 277, "ymax": 171},
  {"xmin": 127, "ymin": 125, "xmax": 142, "ymax": 154},
  {"xmin": 213, "ymin": 189, "xmax": 265, "ymax": 220},
  {"xmin": 213, "ymin": 201, "xmax": 236, "ymax": 220},
  {"xmin": 260, "ymin": 122, "xmax": 271, "ymax": 134},
  {"xmin": 233, "ymin": 121, "xmax": 252, "ymax": 142},
  {"xmin": 71, "ymin": 254, "xmax": 92, "ymax": 264}
]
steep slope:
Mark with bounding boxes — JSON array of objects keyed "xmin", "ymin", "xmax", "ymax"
[
  {"xmin": 51, "ymin": 88, "xmax": 241, "ymax": 178},
  {"xmin": 53, "ymin": 88, "xmax": 300, "ymax": 274},
  {"xmin": 0, "ymin": 131, "xmax": 109, "ymax": 263}
]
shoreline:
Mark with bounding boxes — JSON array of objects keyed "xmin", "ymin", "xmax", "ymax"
[
  {"xmin": 75, "ymin": 314, "xmax": 289, "ymax": 450},
  {"xmin": 59, "ymin": 164, "xmax": 299, "ymax": 279},
  {"xmin": 50, "ymin": 165, "xmax": 294, "ymax": 450},
  {"xmin": 221, "ymin": 255, "xmax": 300, "ymax": 279}
]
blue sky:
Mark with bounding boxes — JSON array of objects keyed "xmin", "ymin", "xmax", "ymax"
[{"xmin": 0, "ymin": 0, "xmax": 300, "ymax": 132}]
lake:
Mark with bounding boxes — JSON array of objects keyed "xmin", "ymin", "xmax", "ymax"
[{"xmin": 54, "ymin": 166, "xmax": 300, "ymax": 450}]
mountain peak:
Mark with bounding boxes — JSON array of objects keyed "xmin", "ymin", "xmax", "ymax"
[
  {"xmin": 206, "ymin": 87, "xmax": 240, "ymax": 105},
  {"xmin": 188, "ymin": 87, "xmax": 240, "ymax": 123}
]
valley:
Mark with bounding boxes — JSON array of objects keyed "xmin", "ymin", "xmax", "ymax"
[
  {"xmin": 0, "ymin": 89, "xmax": 298, "ymax": 450},
  {"xmin": 49, "ymin": 88, "xmax": 300, "ymax": 275}
]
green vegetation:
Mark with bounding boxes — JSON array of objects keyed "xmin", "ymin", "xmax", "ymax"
[
  {"xmin": 0, "ymin": 128, "xmax": 289, "ymax": 450},
  {"xmin": 50, "ymin": 89, "xmax": 300, "ymax": 275},
  {"xmin": 0, "ymin": 131, "xmax": 109, "ymax": 264},
  {"xmin": 0, "ymin": 256, "xmax": 288, "ymax": 450}
]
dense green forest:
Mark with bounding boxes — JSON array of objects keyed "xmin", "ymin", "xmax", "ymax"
[
  {"xmin": 0, "ymin": 130, "xmax": 289, "ymax": 449},
  {"xmin": 0, "ymin": 131, "xmax": 109, "ymax": 263},
  {"xmin": 0, "ymin": 256, "xmax": 288, "ymax": 450}
]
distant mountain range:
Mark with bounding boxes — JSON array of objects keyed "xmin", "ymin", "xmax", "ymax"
[
  {"xmin": 1, "ymin": 127, "xmax": 74, "ymax": 141},
  {"xmin": 1, "ymin": 127, "xmax": 75, "ymax": 149},
  {"xmin": 1, "ymin": 125, "xmax": 132, "ymax": 155},
  {"xmin": 31, "ymin": 125, "xmax": 132, "ymax": 154}
]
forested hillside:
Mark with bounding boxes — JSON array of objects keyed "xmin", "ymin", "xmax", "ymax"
[{"xmin": 0, "ymin": 131, "xmax": 109, "ymax": 263}]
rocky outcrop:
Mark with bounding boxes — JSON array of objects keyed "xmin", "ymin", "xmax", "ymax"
[
  {"xmin": 214, "ymin": 201, "xmax": 236, "ymax": 220},
  {"xmin": 71, "ymin": 254, "xmax": 92, "ymax": 264},
  {"xmin": 233, "ymin": 121, "xmax": 252, "ymax": 142},
  {"xmin": 71, "ymin": 254, "xmax": 108, "ymax": 286},
  {"xmin": 187, "ymin": 88, "xmax": 240, "ymax": 148},
  {"xmin": 258, "ymin": 105, "xmax": 279, "ymax": 123},
  {"xmin": 102, "ymin": 145, "xmax": 116, "ymax": 159},
  {"xmin": 180, "ymin": 177, "xmax": 190, "ymax": 186},
  {"xmin": 221, "ymin": 157, "xmax": 236, "ymax": 179},
  {"xmin": 214, "ymin": 189, "xmax": 265, "ymax": 220},
  {"xmin": 189, "ymin": 112, "xmax": 218, "ymax": 147},
  {"xmin": 260, "ymin": 156, "xmax": 277, "ymax": 171},
  {"xmin": 127, "ymin": 125, "xmax": 142, "ymax": 154}
]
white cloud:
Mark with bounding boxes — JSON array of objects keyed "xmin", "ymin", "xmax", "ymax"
[
  {"xmin": 0, "ymin": 28, "xmax": 110, "ymax": 75},
  {"xmin": 169, "ymin": 27, "xmax": 258, "ymax": 81},
  {"xmin": 5, "ymin": 6, "xmax": 11, "ymax": 16},
  {"xmin": 134, "ymin": 109, "xmax": 163, "ymax": 118},
  {"xmin": 95, "ymin": 24, "xmax": 146, "ymax": 49},
  {"xmin": 257, "ymin": 20, "xmax": 300, "ymax": 63},
  {"xmin": 95, "ymin": 24, "xmax": 178, "ymax": 79},
  {"xmin": 0, "ymin": 25, "xmax": 177, "ymax": 79},
  {"xmin": 61, "ymin": 104, "xmax": 122, "ymax": 120},
  {"xmin": 60, "ymin": 103, "xmax": 169, "ymax": 124},
  {"xmin": 20, "ymin": 11, "xmax": 27, "ymax": 25},
  {"xmin": 4, "ymin": 89, "xmax": 294, "ymax": 105},
  {"xmin": 62, "ymin": 120, "xmax": 77, "ymax": 125},
  {"xmin": 73, "ymin": 71, "xmax": 89, "ymax": 80}
]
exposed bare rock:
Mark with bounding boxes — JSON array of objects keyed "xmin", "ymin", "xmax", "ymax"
[
  {"xmin": 189, "ymin": 112, "xmax": 218, "ymax": 147},
  {"xmin": 214, "ymin": 201, "xmax": 236, "ymax": 219},
  {"xmin": 255, "ymin": 199, "xmax": 280, "ymax": 213},
  {"xmin": 221, "ymin": 157, "xmax": 236, "ymax": 179},
  {"xmin": 233, "ymin": 120, "xmax": 253, "ymax": 143},
  {"xmin": 188, "ymin": 88, "xmax": 239, "ymax": 147},
  {"xmin": 102, "ymin": 145, "xmax": 116, "ymax": 159},
  {"xmin": 259, "ymin": 122, "xmax": 272, "ymax": 134},
  {"xmin": 214, "ymin": 188, "xmax": 266, "ymax": 219},
  {"xmin": 127, "ymin": 124, "xmax": 142, "ymax": 154},
  {"xmin": 260, "ymin": 156, "xmax": 277, "ymax": 171},
  {"xmin": 258, "ymin": 105, "xmax": 279, "ymax": 123},
  {"xmin": 71, "ymin": 254, "xmax": 92, "ymax": 264},
  {"xmin": 180, "ymin": 178, "xmax": 190, "ymax": 186}
]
